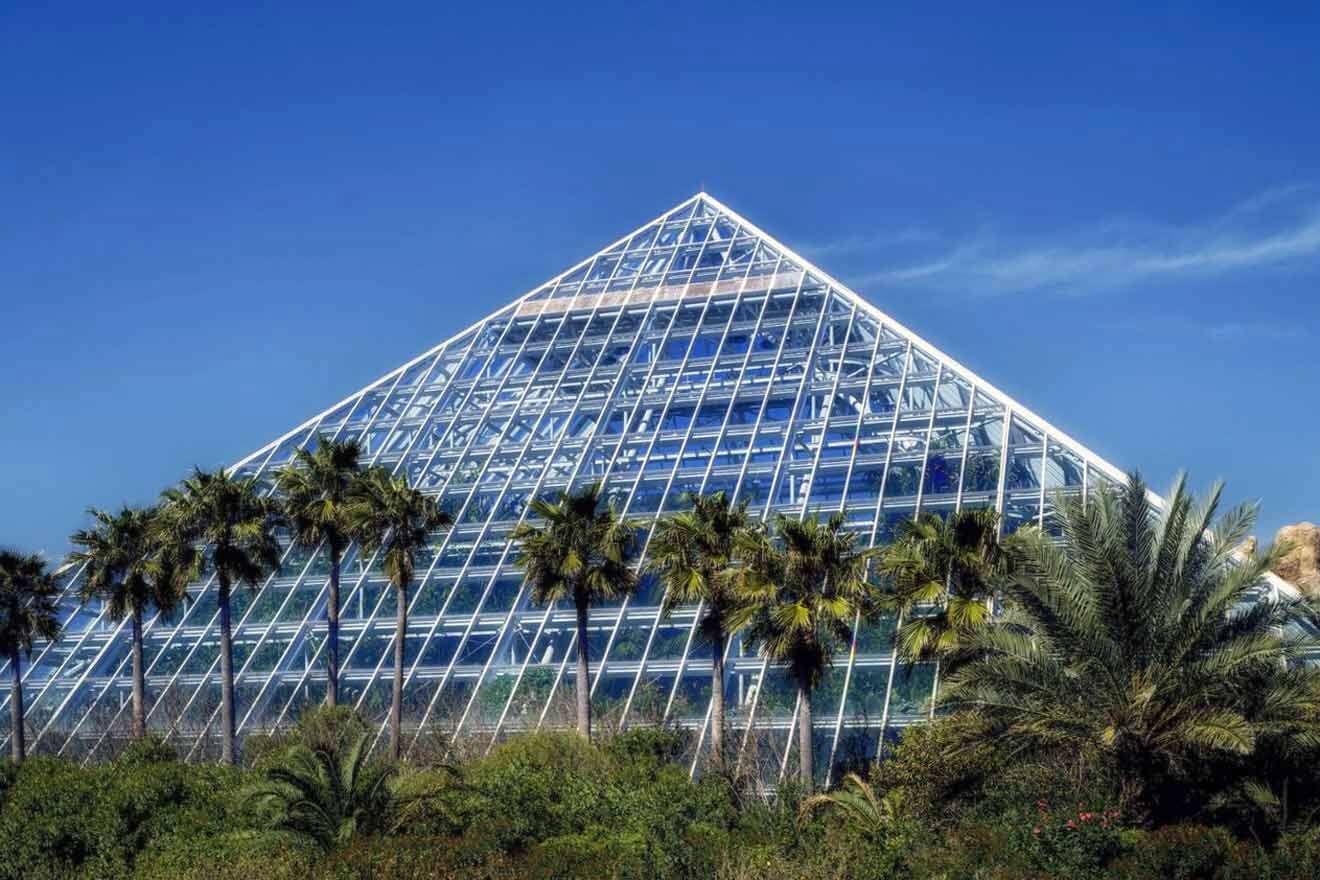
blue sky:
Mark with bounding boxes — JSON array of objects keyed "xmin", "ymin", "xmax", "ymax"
[{"xmin": 3, "ymin": 2, "xmax": 1318, "ymax": 557}]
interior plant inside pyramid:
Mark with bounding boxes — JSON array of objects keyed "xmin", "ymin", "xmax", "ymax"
[{"xmin": 9, "ymin": 193, "xmax": 1124, "ymax": 781}]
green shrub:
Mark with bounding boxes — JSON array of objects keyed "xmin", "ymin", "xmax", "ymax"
[
  {"xmin": 317, "ymin": 835, "xmax": 520, "ymax": 879},
  {"xmin": 113, "ymin": 734, "xmax": 178, "ymax": 766},
  {"xmin": 458, "ymin": 731, "xmax": 612, "ymax": 852},
  {"xmin": 1258, "ymin": 829, "xmax": 1320, "ymax": 879},
  {"xmin": 244, "ymin": 704, "xmax": 369, "ymax": 770},
  {"xmin": 134, "ymin": 829, "xmax": 318, "ymax": 880},
  {"xmin": 527, "ymin": 830, "xmax": 651, "ymax": 880},
  {"xmin": 602, "ymin": 725, "xmax": 689, "ymax": 775},
  {"xmin": 1106, "ymin": 824, "xmax": 1239, "ymax": 879},
  {"xmin": 0, "ymin": 750, "xmax": 253, "ymax": 880},
  {"xmin": 0, "ymin": 757, "xmax": 103, "ymax": 880}
]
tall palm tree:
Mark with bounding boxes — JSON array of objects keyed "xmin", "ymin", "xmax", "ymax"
[
  {"xmin": 941, "ymin": 473, "xmax": 1320, "ymax": 820},
  {"xmin": 277, "ymin": 437, "xmax": 363, "ymax": 708},
  {"xmin": 344, "ymin": 466, "xmax": 451, "ymax": 760},
  {"xmin": 879, "ymin": 508, "xmax": 1006, "ymax": 676},
  {"xmin": 68, "ymin": 506, "xmax": 180, "ymax": 740},
  {"xmin": 158, "ymin": 468, "xmax": 284, "ymax": 765},
  {"xmin": 511, "ymin": 482, "xmax": 638, "ymax": 740},
  {"xmin": 0, "ymin": 551, "xmax": 61, "ymax": 763},
  {"xmin": 734, "ymin": 513, "xmax": 876, "ymax": 788},
  {"xmin": 647, "ymin": 490, "xmax": 754, "ymax": 757}
]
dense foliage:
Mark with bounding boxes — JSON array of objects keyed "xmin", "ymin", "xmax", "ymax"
[{"xmin": 6, "ymin": 716, "xmax": 1320, "ymax": 879}]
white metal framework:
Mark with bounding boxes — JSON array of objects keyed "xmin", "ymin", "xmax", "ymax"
[{"xmin": 4, "ymin": 193, "xmax": 1178, "ymax": 782}]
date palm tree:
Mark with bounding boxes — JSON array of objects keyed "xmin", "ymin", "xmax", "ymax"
[
  {"xmin": 344, "ymin": 466, "xmax": 451, "ymax": 760},
  {"xmin": 511, "ymin": 482, "xmax": 638, "ymax": 740},
  {"xmin": 68, "ymin": 506, "xmax": 180, "ymax": 739},
  {"xmin": 879, "ymin": 508, "xmax": 1007, "ymax": 711},
  {"xmin": 158, "ymin": 468, "xmax": 284, "ymax": 765},
  {"xmin": 0, "ymin": 551, "xmax": 61, "ymax": 763},
  {"xmin": 277, "ymin": 437, "xmax": 363, "ymax": 708},
  {"xmin": 647, "ymin": 490, "xmax": 754, "ymax": 758},
  {"xmin": 734, "ymin": 513, "xmax": 876, "ymax": 788},
  {"xmin": 941, "ymin": 473, "xmax": 1320, "ymax": 821}
]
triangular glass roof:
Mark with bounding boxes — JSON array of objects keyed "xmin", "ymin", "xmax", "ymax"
[{"xmin": 7, "ymin": 192, "xmax": 1252, "ymax": 784}]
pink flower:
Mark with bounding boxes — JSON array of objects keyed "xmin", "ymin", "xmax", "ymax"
[
  {"xmin": 1033, "ymin": 826, "xmax": 1042, "ymax": 835},
  {"xmin": 1065, "ymin": 820, "xmax": 1078, "ymax": 830},
  {"xmin": 1079, "ymin": 812, "xmax": 1094, "ymax": 822},
  {"xmin": 1036, "ymin": 799, "xmax": 1048, "ymax": 811}
]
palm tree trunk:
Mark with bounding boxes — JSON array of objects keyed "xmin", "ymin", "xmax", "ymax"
[
  {"xmin": 797, "ymin": 681, "xmax": 814, "ymax": 789},
  {"xmin": 218, "ymin": 574, "xmax": 237, "ymax": 765},
  {"xmin": 710, "ymin": 628, "xmax": 726, "ymax": 759},
  {"xmin": 131, "ymin": 605, "xmax": 146, "ymax": 739},
  {"xmin": 575, "ymin": 597, "xmax": 591, "ymax": 740},
  {"xmin": 326, "ymin": 548, "xmax": 341, "ymax": 708},
  {"xmin": 9, "ymin": 650, "xmax": 24, "ymax": 764},
  {"xmin": 390, "ymin": 581, "xmax": 407, "ymax": 761}
]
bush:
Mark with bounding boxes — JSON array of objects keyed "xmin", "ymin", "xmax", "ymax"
[
  {"xmin": 602, "ymin": 725, "xmax": 690, "ymax": 774},
  {"xmin": 134, "ymin": 830, "xmax": 318, "ymax": 880},
  {"xmin": 244, "ymin": 704, "xmax": 369, "ymax": 770},
  {"xmin": 457, "ymin": 731, "xmax": 612, "ymax": 852},
  {"xmin": 1107, "ymin": 824, "xmax": 1240, "ymax": 879},
  {"xmin": 316, "ymin": 835, "xmax": 520, "ymax": 879},
  {"xmin": 526, "ymin": 830, "xmax": 651, "ymax": 880},
  {"xmin": 0, "ymin": 757, "xmax": 103, "ymax": 880},
  {"xmin": 0, "ymin": 749, "xmax": 253, "ymax": 880}
]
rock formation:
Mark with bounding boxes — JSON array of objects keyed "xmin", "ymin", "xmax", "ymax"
[{"xmin": 1273, "ymin": 522, "xmax": 1320, "ymax": 597}]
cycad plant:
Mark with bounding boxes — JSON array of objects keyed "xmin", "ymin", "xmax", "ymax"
[
  {"xmin": 647, "ymin": 490, "xmax": 755, "ymax": 758},
  {"xmin": 245, "ymin": 729, "xmax": 394, "ymax": 850},
  {"xmin": 0, "ymin": 550, "xmax": 61, "ymax": 763},
  {"xmin": 277, "ymin": 437, "xmax": 363, "ymax": 708},
  {"xmin": 734, "ymin": 513, "xmax": 876, "ymax": 788},
  {"xmin": 879, "ymin": 508, "xmax": 1006, "ymax": 689},
  {"xmin": 345, "ymin": 466, "xmax": 451, "ymax": 760},
  {"xmin": 941, "ymin": 473, "xmax": 1320, "ymax": 820},
  {"xmin": 511, "ymin": 482, "xmax": 638, "ymax": 740},
  {"xmin": 68, "ymin": 506, "xmax": 180, "ymax": 739},
  {"xmin": 158, "ymin": 468, "xmax": 285, "ymax": 765}
]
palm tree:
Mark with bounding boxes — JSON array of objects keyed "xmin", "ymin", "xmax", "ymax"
[
  {"xmin": 799, "ymin": 772, "xmax": 905, "ymax": 840},
  {"xmin": 734, "ymin": 513, "xmax": 876, "ymax": 788},
  {"xmin": 158, "ymin": 468, "xmax": 284, "ymax": 765},
  {"xmin": 647, "ymin": 490, "xmax": 754, "ymax": 757},
  {"xmin": 245, "ymin": 730, "xmax": 394, "ymax": 850},
  {"xmin": 879, "ymin": 509, "xmax": 1007, "ymax": 701},
  {"xmin": 0, "ymin": 551, "xmax": 61, "ymax": 763},
  {"xmin": 344, "ymin": 466, "xmax": 451, "ymax": 760},
  {"xmin": 277, "ymin": 437, "xmax": 363, "ymax": 708},
  {"xmin": 511, "ymin": 482, "xmax": 638, "ymax": 740},
  {"xmin": 68, "ymin": 506, "xmax": 181, "ymax": 740},
  {"xmin": 941, "ymin": 473, "xmax": 1320, "ymax": 820}
]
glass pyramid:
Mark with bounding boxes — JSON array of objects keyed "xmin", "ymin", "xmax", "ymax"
[{"xmin": 4, "ymin": 193, "xmax": 1133, "ymax": 781}]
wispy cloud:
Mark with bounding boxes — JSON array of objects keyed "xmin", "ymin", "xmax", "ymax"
[
  {"xmin": 816, "ymin": 185, "xmax": 1320, "ymax": 296},
  {"xmin": 1095, "ymin": 316, "xmax": 1305, "ymax": 342}
]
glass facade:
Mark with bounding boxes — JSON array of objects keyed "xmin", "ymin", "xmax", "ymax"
[{"xmin": 1, "ymin": 193, "xmax": 1128, "ymax": 783}]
